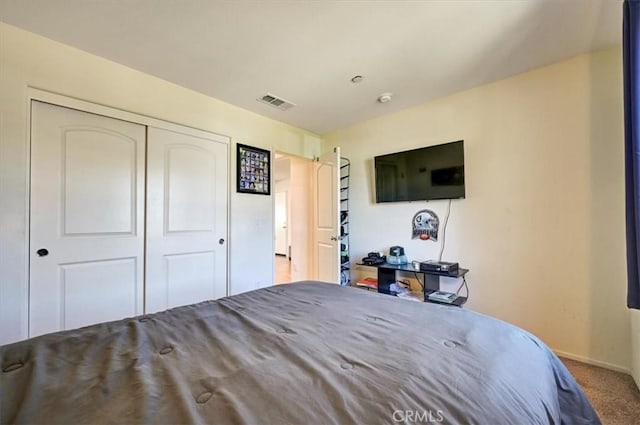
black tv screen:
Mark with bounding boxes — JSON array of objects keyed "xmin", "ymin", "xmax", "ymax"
[{"xmin": 375, "ymin": 140, "xmax": 465, "ymax": 203}]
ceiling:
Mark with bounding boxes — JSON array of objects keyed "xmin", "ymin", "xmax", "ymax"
[{"xmin": 0, "ymin": 0, "xmax": 623, "ymax": 135}]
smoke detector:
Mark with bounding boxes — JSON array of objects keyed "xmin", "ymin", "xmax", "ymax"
[
  {"xmin": 257, "ymin": 93, "xmax": 296, "ymax": 111},
  {"xmin": 377, "ymin": 92, "xmax": 393, "ymax": 103}
]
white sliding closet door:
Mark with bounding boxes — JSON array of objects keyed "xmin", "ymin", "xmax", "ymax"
[
  {"xmin": 29, "ymin": 101, "xmax": 146, "ymax": 337},
  {"xmin": 145, "ymin": 127, "xmax": 228, "ymax": 313}
]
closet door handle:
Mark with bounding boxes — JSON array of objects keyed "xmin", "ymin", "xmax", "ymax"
[
  {"xmin": 219, "ymin": 238, "xmax": 225, "ymax": 245},
  {"xmin": 36, "ymin": 248, "xmax": 49, "ymax": 257}
]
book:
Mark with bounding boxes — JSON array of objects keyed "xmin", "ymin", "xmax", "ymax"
[
  {"xmin": 356, "ymin": 277, "xmax": 378, "ymax": 290},
  {"xmin": 427, "ymin": 291, "xmax": 458, "ymax": 304}
]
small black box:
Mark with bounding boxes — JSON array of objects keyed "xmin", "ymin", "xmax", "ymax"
[{"xmin": 419, "ymin": 260, "xmax": 459, "ymax": 274}]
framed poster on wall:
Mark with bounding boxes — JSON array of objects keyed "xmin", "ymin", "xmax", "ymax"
[{"xmin": 237, "ymin": 143, "xmax": 271, "ymax": 195}]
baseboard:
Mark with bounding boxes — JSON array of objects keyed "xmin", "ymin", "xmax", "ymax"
[{"xmin": 553, "ymin": 349, "xmax": 632, "ymax": 375}]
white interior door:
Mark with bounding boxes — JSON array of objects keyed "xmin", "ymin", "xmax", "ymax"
[
  {"xmin": 145, "ymin": 127, "xmax": 228, "ymax": 313},
  {"xmin": 313, "ymin": 147, "xmax": 340, "ymax": 283},
  {"xmin": 275, "ymin": 191, "xmax": 288, "ymax": 256},
  {"xmin": 29, "ymin": 101, "xmax": 146, "ymax": 337}
]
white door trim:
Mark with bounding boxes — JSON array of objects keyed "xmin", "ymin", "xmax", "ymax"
[
  {"xmin": 27, "ymin": 88, "xmax": 230, "ymax": 143},
  {"xmin": 275, "ymin": 191, "xmax": 289, "ymax": 256}
]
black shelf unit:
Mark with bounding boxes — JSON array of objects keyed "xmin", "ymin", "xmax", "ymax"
[
  {"xmin": 358, "ymin": 262, "xmax": 469, "ymax": 307},
  {"xmin": 340, "ymin": 157, "xmax": 351, "ymax": 286}
]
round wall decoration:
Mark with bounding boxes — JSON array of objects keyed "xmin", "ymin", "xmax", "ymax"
[{"xmin": 412, "ymin": 209, "xmax": 439, "ymax": 241}]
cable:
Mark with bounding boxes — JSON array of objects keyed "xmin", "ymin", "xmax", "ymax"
[
  {"xmin": 396, "ymin": 279, "xmax": 411, "ymax": 288},
  {"xmin": 455, "ymin": 276, "xmax": 469, "ymax": 301},
  {"xmin": 412, "ymin": 272, "xmax": 425, "ymax": 290},
  {"xmin": 438, "ymin": 199, "xmax": 452, "ymax": 262},
  {"xmin": 454, "ymin": 277, "xmax": 464, "ymax": 295}
]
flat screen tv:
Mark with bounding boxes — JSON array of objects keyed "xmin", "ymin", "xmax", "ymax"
[{"xmin": 374, "ymin": 140, "xmax": 465, "ymax": 203}]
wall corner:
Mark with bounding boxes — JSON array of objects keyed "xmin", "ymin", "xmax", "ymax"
[{"xmin": 632, "ymin": 309, "xmax": 640, "ymax": 389}]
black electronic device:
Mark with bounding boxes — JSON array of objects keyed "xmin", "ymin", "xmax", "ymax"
[
  {"xmin": 388, "ymin": 246, "xmax": 408, "ymax": 265},
  {"xmin": 362, "ymin": 252, "xmax": 386, "ymax": 266},
  {"xmin": 389, "ymin": 246, "xmax": 405, "ymax": 257},
  {"xmin": 374, "ymin": 140, "xmax": 465, "ymax": 203},
  {"xmin": 419, "ymin": 260, "xmax": 459, "ymax": 274}
]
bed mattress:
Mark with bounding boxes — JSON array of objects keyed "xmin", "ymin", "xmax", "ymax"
[{"xmin": 0, "ymin": 282, "xmax": 599, "ymax": 424}]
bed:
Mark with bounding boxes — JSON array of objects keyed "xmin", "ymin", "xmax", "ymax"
[{"xmin": 1, "ymin": 281, "xmax": 599, "ymax": 424}]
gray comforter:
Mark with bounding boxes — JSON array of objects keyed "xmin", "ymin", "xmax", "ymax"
[{"xmin": 1, "ymin": 282, "xmax": 599, "ymax": 424}]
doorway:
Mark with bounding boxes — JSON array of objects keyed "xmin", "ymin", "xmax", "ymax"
[
  {"xmin": 273, "ymin": 153, "xmax": 313, "ymax": 284},
  {"xmin": 274, "ymin": 190, "xmax": 290, "ymax": 283}
]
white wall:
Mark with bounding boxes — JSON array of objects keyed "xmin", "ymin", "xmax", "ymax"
[
  {"xmin": 0, "ymin": 23, "xmax": 321, "ymax": 345},
  {"xmin": 633, "ymin": 310, "xmax": 640, "ymax": 387},
  {"xmin": 325, "ymin": 48, "xmax": 631, "ymax": 371}
]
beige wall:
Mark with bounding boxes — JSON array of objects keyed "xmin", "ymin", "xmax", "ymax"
[
  {"xmin": 0, "ymin": 23, "xmax": 321, "ymax": 345},
  {"xmin": 325, "ymin": 48, "xmax": 631, "ymax": 371}
]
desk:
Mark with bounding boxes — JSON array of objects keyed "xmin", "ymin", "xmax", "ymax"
[{"xmin": 360, "ymin": 262, "xmax": 469, "ymax": 306}]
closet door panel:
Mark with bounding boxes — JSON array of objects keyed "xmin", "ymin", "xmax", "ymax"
[
  {"xmin": 166, "ymin": 146, "xmax": 216, "ymax": 232},
  {"xmin": 29, "ymin": 101, "xmax": 146, "ymax": 337},
  {"xmin": 145, "ymin": 127, "xmax": 228, "ymax": 313},
  {"xmin": 165, "ymin": 252, "xmax": 216, "ymax": 308},
  {"xmin": 60, "ymin": 258, "xmax": 138, "ymax": 330}
]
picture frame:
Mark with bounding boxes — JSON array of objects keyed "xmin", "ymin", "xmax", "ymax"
[{"xmin": 237, "ymin": 143, "xmax": 271, "ymax": 195}]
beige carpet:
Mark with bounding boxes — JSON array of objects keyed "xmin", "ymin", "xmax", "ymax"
[{"xmin": 561, "ymin": 357, "xmax": 640, "ymax": 425}]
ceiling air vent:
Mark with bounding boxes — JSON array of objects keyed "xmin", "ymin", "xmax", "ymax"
[{"xmin": 257, "ymin": 93, "xmax": 296, "ymax": 111}]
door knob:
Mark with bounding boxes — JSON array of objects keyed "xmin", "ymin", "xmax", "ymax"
[
  {"xmin": 330, "ymin": 236, "xmax": 338, "ymax": 241},
  {"xmin": 219, "ymin": 238, "xmax": 225, "ymax": 245},
  {"xmin": 36, "ymin": 248, "xmax": 49, "ymax": 257}
]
